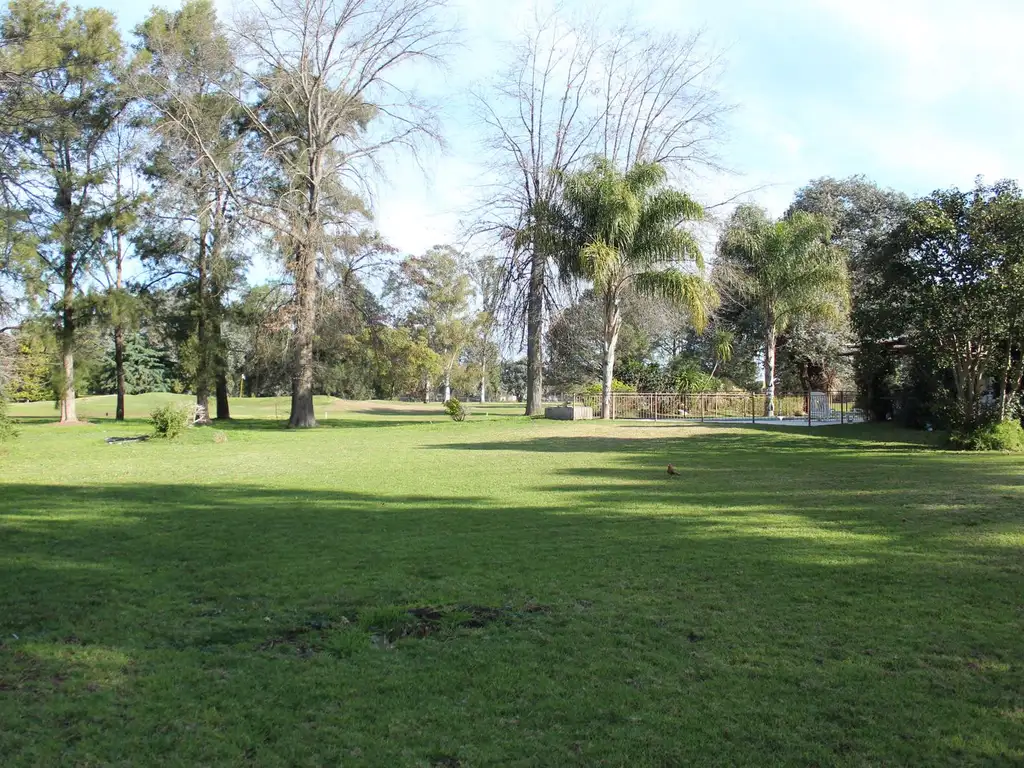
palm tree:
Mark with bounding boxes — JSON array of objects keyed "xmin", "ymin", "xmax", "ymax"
[
  {"xmin": 709, "ymin": 328, "xmax": 735, "ymax": 378},
  {"xmin": 555, "ymin": 158, "xmax": 716, "ymax": 419},
  {"xmin": 715, "ymin": 205, "xmax": 848, "ymax": 416}
]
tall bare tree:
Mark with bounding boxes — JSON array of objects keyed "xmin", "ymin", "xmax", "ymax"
[
  {"xmin": 475, "ymin": 12, "xmax": 728, "ymax": 415},
  {"xmin": 231, "ymin": 0, "xmax": 453, "ymax": 427},
  {"xmin": 473, "ymin": 11, "xmax": 599, "ymax": 415},
  {"xmin": 598, "ymin": 25, "xmax": 727, "ymax": 173}
]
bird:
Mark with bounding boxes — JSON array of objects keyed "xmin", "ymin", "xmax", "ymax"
[{"xmin": 667, "ymin": 464, "xmax": 680, "ymax": 476}]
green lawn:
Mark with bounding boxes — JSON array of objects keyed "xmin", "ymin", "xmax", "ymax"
[{"xmin": 1, "ymin": 397, "xmax": 1022, "ymax": 765}]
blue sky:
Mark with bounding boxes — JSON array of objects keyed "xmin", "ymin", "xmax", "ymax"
[{"xmin": 95, "ymin": 0, "xmax": 1024, "ymax": 270}]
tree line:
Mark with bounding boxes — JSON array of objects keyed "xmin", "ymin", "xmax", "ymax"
[{"xmin": 2, "ymin": 0, "xmax": 1023, "ymax": 439}]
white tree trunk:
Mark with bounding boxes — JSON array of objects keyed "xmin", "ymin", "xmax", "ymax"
[
  {"xmin": 601, "ymin": 300, "xmax": 622, "ymax": 420},
  {"xmin": 443, "ymin": 371, "xmax": 451, "ymax": 403},
  {"xmin": 480, "ymin": 360, "xmax": 486, "ymax": 404},
  {"xmin": 764, "ymin": 323, "xmax": 777, "ymax": 418}
]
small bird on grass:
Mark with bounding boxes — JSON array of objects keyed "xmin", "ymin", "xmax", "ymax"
[{"xmin": 667, "ymin": 464, "xmax": 680, "ymax": 476}]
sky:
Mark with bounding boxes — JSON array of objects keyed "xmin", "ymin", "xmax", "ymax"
[{"xmin": 94, "ymin": 0, "xmax": 1024, "ymax": 278}]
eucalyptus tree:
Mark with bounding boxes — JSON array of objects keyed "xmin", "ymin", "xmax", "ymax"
[
  {"xmin": 230, "ymin": 0, "xmax": 454, "ymax": 427},
  {"xmin": 554, "ymin": 158, "xmax": 715, "ymax": 419},
  {"xmin": 0, "ymin": 0, "xmax": 129, "ymax": 422},
  {"xmin": 715, "ymin": 205, "xmax": 848, "ymax": 416},
  {"xmin": 135, "ymin": 0, "xmax": 249, "ymax": 421},
  {"xmin": 473, "ymin": 10, "xmax": 599, "ymax": 415}
]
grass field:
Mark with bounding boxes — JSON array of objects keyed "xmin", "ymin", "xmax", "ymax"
[{"xmin": 2, "ymin": 396, "xmax": 1022, "ymax": 765}]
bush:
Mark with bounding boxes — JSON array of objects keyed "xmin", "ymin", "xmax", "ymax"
[
  {"xmin": 0, "ymin": 394, "xmax": 17, "ymax": 442},
  {"xmin": 949, "ymin": 419, "xmax": 1024, "ymax": 452},
  {"xmin": 579, "ymin": 379, "xmax": 636, "ymax": 396},
  {"xmin": 150, "ymin": 403, "xmax": 192, "ymax": 439},
  {"xmin": 444, "ymin": 397, "xmax": 468, "ymax": 422}
]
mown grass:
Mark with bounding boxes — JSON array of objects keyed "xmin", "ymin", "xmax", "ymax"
[{"xmin": 1, "ymin": 397, "xmax": 1022, "ymax": 766}]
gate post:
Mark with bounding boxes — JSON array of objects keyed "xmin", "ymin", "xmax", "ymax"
[{"xmin": 808, "ymin": 390, "xmax": 812, "ymax": 427}]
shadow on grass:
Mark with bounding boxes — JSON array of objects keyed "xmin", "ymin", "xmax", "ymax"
[
  {"xmin": 1, "ymin": 437, "xmax": 1022, "ymax": 764},
  {"xmin": 433, "ymin": 422, "xmax": 944, "ymax": 455}
]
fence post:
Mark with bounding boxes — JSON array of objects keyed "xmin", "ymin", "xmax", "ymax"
[
  {"xmin": 611, "ymin": 393, "xmax": 615, "ymax": 420},
  {"xmin": 653, "ymin": 394, "xmax": 658, "ymax": 421},
  {"xmin": 808, "ymin": 390, "xmax": 812, "ymax": 428},
  {"xmin": 700, "ymin": 393, "xmax": 704, "ymax": 423},
  {"xmin": 751, "ymin": 393, "xmax": 756, "ymax": 424},
  {"xmin": 841, "ymin": 391, "xmax": 845, "ymax": 425}
]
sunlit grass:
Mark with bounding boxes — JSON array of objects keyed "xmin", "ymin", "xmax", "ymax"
[{"xmin": 1, "ymin": 404, "xmax": 1022, "ymax": 765}]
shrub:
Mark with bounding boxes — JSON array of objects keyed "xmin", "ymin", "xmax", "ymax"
[
  {"xmin": 0, "ymin": 394, "xmax": 17, "ymax": 442},
  {"xmin": 444, "ymin": 397, "xmax": 468, "ymax": 422},
  {"xmin": 150, "ymin": 403, "xmax": 192, "ymax": 439},
  {"xmin": 949, "ymin": 419, "xmax": 1024, "ymax": 452},
  {"xmin": 580, "ymin": 380, "xmax": 636, "ymax": 396}
]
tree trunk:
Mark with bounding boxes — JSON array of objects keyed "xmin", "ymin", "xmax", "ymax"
[
  {"xmin": 480, "ymin": 360, "xmax": 486, "ymax": 404},
  {"xmin": 764, "ymin": 322, "xmax": 777, "ymax": 418},
  {"xmin": 195, "ymin": 245, "xmax": 211, "ymax": 424},
  {"xmin": 600, "ymin": 299, "xmax": 622, "ymax": 420},
  {"xmin": 443, "ymin": 372, "xmax": 451, "ymax": 403},
  {"xmin": 288, "ymin": 243, "xmax": 317, "ymax": 428},
  {"xmin": 422, "ymin": 377, "xmax": 430, "ymax": 404},
  {"xmin": 215, "ymin": 370, "xmax": 230, "ymax": 420},
  {"xmin": 114, "ymin": 325, "xmax": 126, "ymax": 421},
  {"xmin": 59, "ymin": 266, "xmax": 77, "ymax": 424},
  {"xmin": 213, "ymin": 314, "xmax": 230, "ymax": 419},
  {"xmin": 525, "ymin": 246, "xmax": 545, "ymax": 416}
]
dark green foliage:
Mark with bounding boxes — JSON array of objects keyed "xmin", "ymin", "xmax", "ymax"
[
  {"xmin": 950, "ymin": 419, "xmax": 1024, "ymax": 452},
  {"xmin": 150, "ymin": 403, "xmax": 191, "ymax": 438},
  {"xmin": 96, "ymin": 333, "xmax": 171, "ymax": 395},
  {"xmin": 856, "ymin": 180, "xmax": 1024, "ymax": 430},
  {"xmin": 500, "ymin": 359, "xmax": 527, "ymax": 401},
  {"xmin": 444, "ymin": 396, "xmax": 467, "ymax": 421}
]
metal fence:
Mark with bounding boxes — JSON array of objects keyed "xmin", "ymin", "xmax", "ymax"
[{"xmin": 571, "ymin": 391, "xmax": 862, "ymax": 425}]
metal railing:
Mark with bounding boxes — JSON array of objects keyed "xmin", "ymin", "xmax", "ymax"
[{"xmin": 571, "ymin": 391, "xmax": 861, "ymax": 424}]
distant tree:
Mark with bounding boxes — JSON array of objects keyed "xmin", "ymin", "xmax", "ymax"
[
  {"xmin": 552, "ymin": 158, "xmax": 715, "ymax": 418},
  {"xmin": 387, "ymin": 246, "xmax": 474, "ymax": 403},
  {"xmin": 788, "ymin": 175, "xmax": 909, "ymax": 274},
  {"xmin": 468, "ymin": 256, "xmax": 502, "ymax": 403},
  {"xmin": 96, "ymin": 332, "xmax": 171, "ymax": 395},
  {"xmin": 340, "ymin": 326, "xmax": 440, "ymax": 400},
  {"xmin": 546, "ymin": 288, "xmax": 673, "ymax": 390},
  {"xmin": 500, "ymin": 358, "xmax": 527, "ymax": 402},
  {"xmin": 716, "ymin": 205, "xmax": 848, "ymax": 416},
  {"xmin": 787, "ymin": 176, "xmax": 908, "ymax": 402}
]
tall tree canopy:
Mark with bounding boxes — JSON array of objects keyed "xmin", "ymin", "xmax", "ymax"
[
  {"xmin": 859, "ymin": 180, "xmax": 1024, "ymax": 426},
  {"xmin": 0, "ymin": 0, "xmax": 128, "ymax": 422}
]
